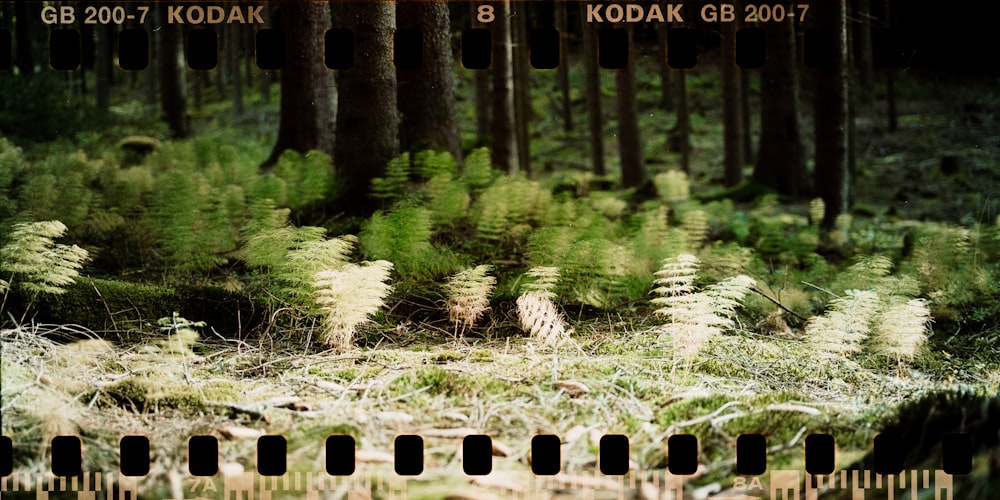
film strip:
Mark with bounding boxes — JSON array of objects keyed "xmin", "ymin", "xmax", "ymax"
[{"xmin": 2, "ymin": 1, "xmax": 999, "ymax": 499}]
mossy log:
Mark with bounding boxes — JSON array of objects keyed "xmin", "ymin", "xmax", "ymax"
[{"xmin": 6, "ymin": 277, "xmax": 267, "ymax": 341}]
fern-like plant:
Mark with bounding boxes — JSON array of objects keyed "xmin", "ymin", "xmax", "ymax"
[
  {"xmin": 517, "ymin": 292, "xmax": 570, "ymax": 347},
  {"xmin": 870, "ymin": 298, "xmax": 932, "ymax": 362},
  {"xmin": 654, "ymin": 170, "xmax": 690, "ymax": 203},
  {"xmin": 443, "ymin": 265, "xmax": 496, "ymax": 330},
  {"xmin": 0, "ymin": 220, "xmax": 90, "ymax": 297},
  {"xmin": 313, "ymin": 260, "xmax": 394, "ymax": 352},
  {"xmin": 651, "ymin": 254, "xmax": 755, "ymax": 360},
  {"xmin": 371, "ymin": 153, "xmax": 411, "ymax": 201},
  {"xmin": 520, "ymin": 266, "xmax": 561, "ymax": 300},
  {"xmin": 805, "ymin": 289, "xmax": 881, "ymax": 359}
]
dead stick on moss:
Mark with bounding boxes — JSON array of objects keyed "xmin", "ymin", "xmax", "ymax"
[
  {"xmin": 750, "ymin": 287, "xmax": 808, "ymax": 322},
  {"xmin": 91, "ymin": 278, "xmax": 119, "ymax": 332}
]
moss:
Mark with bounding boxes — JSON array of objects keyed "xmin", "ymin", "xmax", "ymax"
[
  {"xmin": 93, "ymin": 377, "xmax": 204, "ymax": 413},
  {"xmin": 430, "ymin": 350, "xmax": 464, "ymax": 363},
  {"xmin": 17, "ymin": 277, "xmax": 266, "ymax": 339}
]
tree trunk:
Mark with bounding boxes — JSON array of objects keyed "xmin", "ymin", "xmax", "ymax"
[
  {"xmin": 471, "ymin": 2, "xmax": 490, "ymax": 148},
  {"xmin": 334, "ymin": 0, "xmax": 399, "ymax": 213},
  {"xmin": 741, "ymin": 71, "xmax": 753, "ymax": 162},
  {"xmin": 215, "ymin": 27, "xmax": 227, "ymax": 99},
  {"xmin": 95, "ymin": 23, "xmax": 113, "ymax": 113},
  {"xmin": 813, "ymin": 0, "xmax": 850, "ymax": 229},
  {"xmin": 229, "ymin": 23, "xmax": 244, "ymax": 115},
  {"xmin": 158, "ymin": 7, "xmax": 191, "ymax": 138},
  {"xmin": 753, "ymin": 14, "xmax": 807, "ymax": 197},
  {"xmin": 491, "ymin": 0, "xmax": 519, "ymax": 173},
  {"xmin": 145, "ymin": 5, "xmax": 158, "ymax": 112},
  {"xmin": 674, "ymin": 71, "xmax": 691, "ymax": 174},
  {"xmin": 656, "ymin": 23, "xmax": 672, "ymax": 111},
  {"xmin": 264, "ymin": 0, "xmax": 336, "ymax": 167},
  {"xmin": 396, "ymin": 0, "xmax": 461, "ymax": 161},
  {"xmin": 556, "ymin": 0, "xmax": 572, "ymax": 132},
  {"xmin": 14, "ymin": 1, "xmax": 39, "ymax": 76},
  {"xmin": 854, "ymin": 0, "xmax": 874, "ymax": 106},
  {"xmin": 512, "ymin": 7, "xmax": 531, "ymax": 175},
  {"xmin": 721, "ymin": 17, "xmax": 744, "ymax": 186},
  {"xmin": 616, "ymin": 27, "xmax": 645, "ymax": 189},
  {"xmin": 581, "ymin": 4, "xmax": 605, "ymax": 176},
  {"xmin": 193, "ymin": 72, "xmax": 203, "ymax": 111}
]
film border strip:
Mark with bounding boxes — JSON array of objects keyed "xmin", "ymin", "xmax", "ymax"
[
  {"xmin": 0, "ymin": 432, "xmax": 976, "ymax": 497},
  {"xmin": 0, "ymin": 1, "xmax": 908, "ymax": 73}
]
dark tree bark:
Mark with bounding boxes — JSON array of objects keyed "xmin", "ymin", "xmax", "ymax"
[
  {"xmin": 491, "ymin": 0, "xmax": 519, "ymax": 173},
  {"xmin": 158, "ymin": 6, "xmax": 190, "ymax": 138},
  {"xmin": 741, "ymin": 71, "xmax": 754, "ymax": 161},
  {"xmin": 813, "ymin": 0, "xmax": 850, "ymax": 229},
  {"xmin": 556, "ymin": 0, "xmax": 572, "ymax": 132},
  {"xmin": 470, "ymin": 2, "xmax": 490, "ymax": 147},
  {"xmin": 656, "ymin": 23, "xmax": 672, "ymax": 111},
  {"xmin": 215, "ymin": 27, "xmax": 227, "ymax": 99},
  {"xmin": 264, "ymin": 0, "xmax": 335, "ymax": 167},
  {"xmin": 512, "ymin": 7, "xmax": 531, "ymax": 175},
  {"xmin": 192, "ymin": 72, "xmax": 203, "ymax": 111},
  {"xmin": 581, "ymin": 4, "xmax": 605, "ymax": 176},
  {"xmin": 673, "ymin": 71, "xmax": 692, "ymax": 174},
  {"xmin": 229, "ymin": 22, "xmax": 244, "ymax": 115},
  {"xmin": 882, "ymin": 0, "xmax": 898, "ymax": 132},
  {"xmin": 722, "ymin": 2, "xmax": 745, "ymax": 186},
  {"xmin": 144, "ymin": 5, "xmax": 158, "ymax": 112},
  {"xmin": 753, "ymin": 13, "xmax": 807, "ymax": 197},
  {"xmin": 334, "ymin": 0, "xmax": 399, "ymax": 213},
  {"xmin": 95, "ymin": 23, "xmax": 113, "ymax": 113},
  {"xmin": 616, "ymin": 27, "xmax": 645, "ymax": 189},
  {"xmin": 14, "ymin": 1, "xmax": 40, "ymax": 76},
  {"xmin": 396, "ymin": 0, "xmax": 461, "ymax": 161},
  {"xmin": 853, "ymin": 0, "xmax": 874, "ymax": 106}
]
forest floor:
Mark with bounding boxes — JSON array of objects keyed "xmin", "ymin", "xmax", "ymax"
[{"xmin": 3, "ymin": 70, "xmax": 1000, "ymax": 500}]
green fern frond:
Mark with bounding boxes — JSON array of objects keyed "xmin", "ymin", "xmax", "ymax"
[
  {"xmin": 444, "ymin": 265, "xmax": 496, "ymax": 329},
  {"xmin": 424, "ymin": 173, "xmax": 470, "ymax": 228},
  {"xmin": 805, "ymin": 289, "xmax": 881, "ymax": 358},
  {"xmin": 413, "ymin": 150, "xmax": 457, "ymax": 180},
  {"xmin": 520, "ymin": 266, "xmax": 561, "ymax": 300},
  {"xmin": 870, "ymin": 298, "xmax": 931, "ymax": 362},
  {"xmin": 0, "ymin": 220, "xmax": 90, "ymax": 295},
  {"xmin": 272, "ymin": 150, "xmax": 332, "ymax": 210},
  {"xmin": 313, "ymin": 260, "xmax": 394, "ymax": 352},
  {"xmin": 371, "ymin": 153, "xmax": 412, "ymax": 201},
  {"xmin": 516, "ymin": 292, "xmax": 570, "ymax": 347},
  {"xmin": 461, "ymin": 148, "xmax": 495, "ymax": 192}
]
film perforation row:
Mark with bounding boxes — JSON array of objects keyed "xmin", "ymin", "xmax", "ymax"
[{"xmin": 0, "ymin": 432, "xmax": 975, "ymax": 479}]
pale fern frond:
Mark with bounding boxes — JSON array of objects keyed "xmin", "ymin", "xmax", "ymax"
[
  {"xmin": 651, "ymin": 254, "xmax": 700, "ymax": 307},
  {"xmin": 681, "ymin": 209, "xmax": 709, "ymax": 248},
  {"xmin": 805, "ymin": 289, "xmax": 881, "ymax": 358},
  {"xmin": 313, "ymin": 260, "xmax": 394, "ymax": 352},
  {"xmin": 516, "ymin": 292, "xmax": 570, "ymax": 347},
  {"xmin": 704, "ymin": 275, "xmax": 757, "ymax": 321},
  {"xmin": 444, "ymin": 265, "xmax": 496, "ymax": 329},
  {"xmin": 871, "ymin": 298, "xmax": 932, "ymax": 362},
  {"xmin": 520, "ymin": 266, "xmax": 561, "ymax": 300},
  {"xmin": 654, "ymin": 170, "xmax": 690, "ymax": 203},
  {"xmin": 809, "ymin": 197, "xmax": 825, "ymax": 227},
  {"xmin": 0, "ymin": 220, "xmax": 90, "ymax": 295}
]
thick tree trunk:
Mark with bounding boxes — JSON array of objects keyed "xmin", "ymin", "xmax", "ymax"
[
  {"xmin": 229, "ymin": 23, "xmax": 244, "ymax": 115},
  {"xmin": 334, "ymin": 0, "xmax": 398, "ymax": 213},
  {"xmin": 616, "ymin": 27, "xmax": 645, "ymax": 189},
  {"xmin": 754, "ymin": 14, "xmax": 807, "ymax": 197},
  {"xmin": 581, "ymin": 5, "xmax": 605, "ymax": 176},
  {"xmin": 265, "ymin": 0, "xmax": 335, "ymax": 167},
  {"xmin": 158, "ymin": 7, "xmax": 191, "ymax": 138},
  {"xmin": 674, "ymin": 71, "xmax": 691, "ymax": 174},
  {"xmin": 656, "ymin": 23, "xmax": 672, "ymax": 111},
  {"xmin": 813, "ymin": 0, "xmax": 850, "ymax": 229},
  {"xmin": 491, "ymin": 0, "xmax": 519, "ymax": 173},
  {"xmin": 556, "ymin": 0, "xmax": 572, "ymax": 132},
  {"xmin": 471, "ymin": 2, "xmax": 490, "ymax": 148},
  {"xmin": 721, "ymin": 18, "xmax": 744, "ymax": 186},
  {"xmin": 512, "ymin": 8, "xmax": 531, "ymax": 175},
  {"xmin": 14, "ymin": 2, "xmax": 39, "ymax": 76},
  {"xmin": 397, "ymin": 0, "xmax": 461, "ymax": 161},
  {"xmin": 854, "ymin": 0, "xmax": 874, "ymax": 106},
  {"xmin": 95, "ymin": 23, "xmax": 113, "ymax": 113}
]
